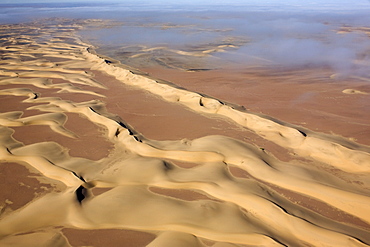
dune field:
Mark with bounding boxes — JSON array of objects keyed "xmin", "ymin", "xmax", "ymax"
[{"xmin": 0, "ymin": 19, "xmax": 370, "ymax": 247}]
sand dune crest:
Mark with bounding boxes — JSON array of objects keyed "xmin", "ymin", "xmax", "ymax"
[{"xmin": 0, "ymin": 20, "xmax": 369, "ymax": 247}]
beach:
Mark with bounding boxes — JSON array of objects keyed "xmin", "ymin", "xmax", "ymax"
[{"xmin": 0, "ymin": 15, "xmax": 370, "ymax": 247}]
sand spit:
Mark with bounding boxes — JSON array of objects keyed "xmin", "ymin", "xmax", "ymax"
[{"xmin": 0, "ymin": 20, "xmax": 370, "ymax": 247}]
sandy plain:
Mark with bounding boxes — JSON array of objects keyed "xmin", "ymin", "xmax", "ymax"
[{"xmin": 0, "ymin": 19, "xmax": 369, "ymax": 247}]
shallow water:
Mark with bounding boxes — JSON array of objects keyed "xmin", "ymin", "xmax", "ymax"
[{"xmin": 1, "ymin": 1, "xmax": 370, "ymax": 74}]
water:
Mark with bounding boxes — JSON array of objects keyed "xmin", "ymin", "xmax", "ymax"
[{"xmin": 1, "ymin": 1, "xmax": 370, "ymax": 74}]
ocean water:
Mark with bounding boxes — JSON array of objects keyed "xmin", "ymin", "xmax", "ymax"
[{"xmin": 1, "ymin": 1, "xmax": 370, "ymax": 74}]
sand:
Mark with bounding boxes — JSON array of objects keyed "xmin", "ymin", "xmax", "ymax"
[{"xmin": 0, "ymin": 20, "xmax": 369, "ymax": 247}]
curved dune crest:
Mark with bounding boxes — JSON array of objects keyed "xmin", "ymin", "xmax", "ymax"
[
  {"xmin": 80, "ymin": 43, "xmax": 370, "ymax": 174},
  {"xmin": 0, "ymin": 77, "xmax": 104, "ymax": 97},
  {"xmin": 0, "ymin": 20, "xmax": 369, "ymax": 247}
]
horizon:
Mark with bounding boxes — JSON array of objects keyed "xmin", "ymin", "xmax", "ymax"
[
  {"xmin": 0, "ymin": 0, "xmax": 369, "ymax": 77},
  {"xmin": 1, "ymin": 0, "xmax": 370, "ymax": 9}
]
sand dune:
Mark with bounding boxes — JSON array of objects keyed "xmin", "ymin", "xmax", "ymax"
[
  {"xmin": 0, "ymin": 20, "xmax": 369, "ymax": 247},
  {"xmin": 84, "ymin": 43, "xmax": 370, "ymax": 174}
]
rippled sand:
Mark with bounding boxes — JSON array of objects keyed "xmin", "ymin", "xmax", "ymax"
[{"xmin": 0, "ymin": 19, "xmax": 369, "ymax": 247}]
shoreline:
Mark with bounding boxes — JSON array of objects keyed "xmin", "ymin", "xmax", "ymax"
[{"xmin": 0, "ymin": 19, "xmax": 369, "ymax": 247}]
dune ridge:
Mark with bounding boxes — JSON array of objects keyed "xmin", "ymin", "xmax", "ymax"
[
  {"xmin": 80, "ymin": 37, "xmax": 370, "ymax": 174},
  {"xmin": 0, "ymin": 20, "xmax": 369, "ymax": 247}
]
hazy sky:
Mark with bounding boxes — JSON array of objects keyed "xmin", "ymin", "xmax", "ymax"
[
  {"xmin": 2, "ymin": 0, "xmax": 370, "ymax": 12},
  {"xmin": 2, "ymin": 0, "xmax": 369, "ymax": 6}
]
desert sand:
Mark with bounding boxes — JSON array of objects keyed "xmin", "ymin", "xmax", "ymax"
[{"xmin": 0, "ymin": 19, "xmax": 370, "ymax": 247}]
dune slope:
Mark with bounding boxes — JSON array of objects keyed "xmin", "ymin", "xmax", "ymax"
[{"xmin": 0, "ymin": 19, "xmax": 369, "ymax": 247}]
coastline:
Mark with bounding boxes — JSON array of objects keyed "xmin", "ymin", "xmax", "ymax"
[{"xmin": 0, "ymin": 19, "xmax": 369, "ymax": 247}]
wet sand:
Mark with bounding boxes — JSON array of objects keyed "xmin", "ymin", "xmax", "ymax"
[{"xmin": 0, "ymin": 19, "xmax": 369, "ymax": 247}]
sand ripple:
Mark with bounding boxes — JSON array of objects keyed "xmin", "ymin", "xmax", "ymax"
[{"xmin": 0, "ymin": 20, "xmax": 369, "ymax": 247}]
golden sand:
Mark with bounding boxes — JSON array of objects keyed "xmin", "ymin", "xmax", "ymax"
[{"xmin": 0, "ymin": 20, "xmax": 369, "ymax": 246}]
